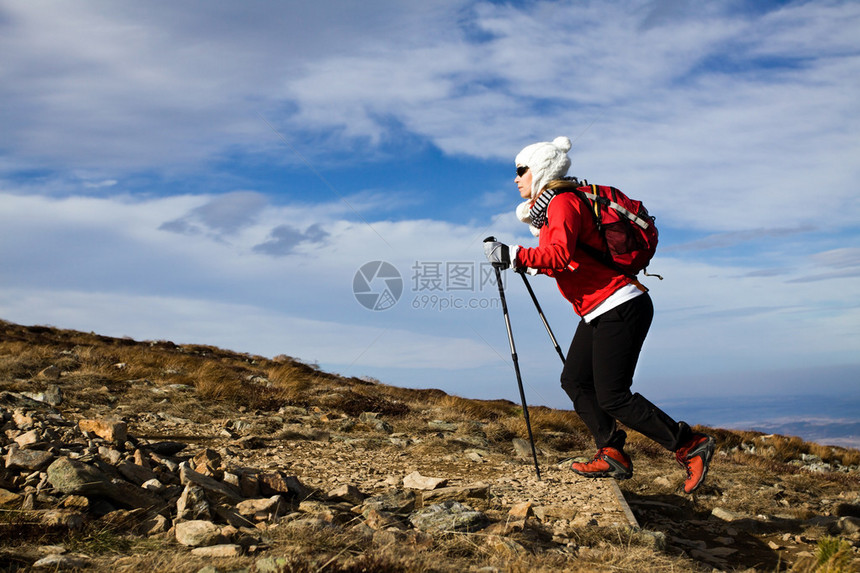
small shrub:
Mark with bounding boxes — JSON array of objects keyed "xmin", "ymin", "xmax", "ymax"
[{"xmin": 814, "ymin": 536, "xmax": 856, "ymax": 572}]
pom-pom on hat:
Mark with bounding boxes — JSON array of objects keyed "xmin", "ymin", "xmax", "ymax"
[{"xmin": 515, "ymin": 136, "xmax": 572, "ymax": 199}]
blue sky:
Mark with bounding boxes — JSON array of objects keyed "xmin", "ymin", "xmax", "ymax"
[{"xmin": 1, "ymin": 0, "xmax": 859, "ymax": 414}]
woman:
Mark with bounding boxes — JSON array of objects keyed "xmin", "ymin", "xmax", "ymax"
[{"xmin": 484, "ymin": 136, "xmax": 714, "ymax": 494}]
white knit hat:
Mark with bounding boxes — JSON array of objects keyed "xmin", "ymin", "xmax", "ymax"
[{"xmin": 515, "ymin": 136, "xmax": 572, "ymax": 199}]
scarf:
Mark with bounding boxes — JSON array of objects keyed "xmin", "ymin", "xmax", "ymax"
[{"xmin": 516, "ymin": 177, "xmax": 583, "ymax": 237}]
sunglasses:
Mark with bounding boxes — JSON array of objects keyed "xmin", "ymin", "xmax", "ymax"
[{"xmin": 516, "ymin": 166, "xmax": 529, "ymax": 177}]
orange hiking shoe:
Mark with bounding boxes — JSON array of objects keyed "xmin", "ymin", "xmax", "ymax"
[
  {"xmin": 570, "ymin": 447, "xmax": 633, "ymax": 480},
  {"xmin": 675, "ymin": 433, "xmax": 715, "ymax": 493}
]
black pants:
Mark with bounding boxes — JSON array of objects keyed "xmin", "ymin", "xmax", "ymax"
[{"xmin": 560, "ymin": 293, "xmax": 690, "ymax": 452}]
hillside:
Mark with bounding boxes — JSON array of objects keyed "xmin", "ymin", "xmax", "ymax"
[{"xmin": 0, "ymin": 319, "xmax": 858, "ymax": 572}]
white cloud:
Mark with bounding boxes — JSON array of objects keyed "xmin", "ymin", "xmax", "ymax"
[{"xmin": 2, "ymin": 190, "xmax": 859, "ymax": 404}]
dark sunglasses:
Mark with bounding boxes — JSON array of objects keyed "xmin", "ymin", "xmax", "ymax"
[{"xmin": 516, "ymin": 166, "xmax": 529, "ymax": 177}]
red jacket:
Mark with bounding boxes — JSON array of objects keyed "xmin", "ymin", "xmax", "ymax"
[{"xmin": 515, "ymin": 192, "xmax": 634, "ymax": 317}]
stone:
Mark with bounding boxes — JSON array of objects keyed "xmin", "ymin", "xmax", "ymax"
[
  {"xmin": 146, "ymin": 441, "xmax": 187, "ymax": 456},
  {"xmin": 109, "ymin": 478, "xmax": 165, "ymax": 511},
  {"xmin": 97, "ymin": 509, "xmax": 148, "ymax": 531},
  {"xmin": 709, "ymin": 547, "xmax": 739, "ymax": 557},
  {"xmin": 362, "ymin": 490, "xmax": 416, "ymax": 514},
  {"xmin": 212, "ymin": 504, "xmax": 256, "ymax": 529},
  {"xmin": 328, "ymin": 484, "xmax": 365, "ymax": 505},
  {"xmin": 179, "ymin": 462, "xmax": 242, "ymax": 504},
  {"xmin": 508, "ymin": 501, "xmax": 534, "ymax": 521},
  {"xmin": 362, "ymin": 508, "xmax": 404, "ymax": 530},
  {"xmin": 6, "ymin": 446, "xmax": 54, "ymax": 471},
  {"xmin": 635, "ymin": 529, "xmax": 667, "ymax": 551},
  {"xmin": 138, "ymin": 513, "xmax": 170, "ymax": 536},
  {"xmin": 98, "ymin": 446, "xmax": 123, "ymax": 465},
  {"xmin": 403, "ymin": 471, "xmax": 447, "ymax": 491},
  {"xmin": 837, "ymin": 516, "xmax": 860, "ymax": 535},
  {"xmin": 485, "ymin": 534, "xmax": 526, "ymax": 556},
  {"xmin": 512, "ymin": 438, "xmax": 539, "ymax": 460},
  {"xmin": 78, "ymin": 419, "xmax": 127, "ymax": 443},
  {"xmin": 40, "ymin": 509, "xmax": 85, "ymax": 530},
  {"xmin": 239, "ymin": 472, "xmax": 261, "ymax": 498},
  {"xmin": 46, "ymin": 457, "xmax": 162, "ymax": 510},
  {"xmin": 428, "ymin": 420, "xmax": 458, "ymax": 432},
  {"xmin": 141, "ymin": 478, "xmax": 165, "ymax": 492},
  {"xmin": 0, "ymin": 488, "xmax": 23, "ymax": 507},
  {"xmin": 133, "ymin": 449, "xmax": 151, "ymax": 469},
  {"xmin": 232, "ymin": 435, "xmax": 265, "ymax": 449},
  {"xmin": 190, "ymin": 544, "xmax": 243, "ymax": 557},
  {"xmin": 409, "ymin": 501, "xmax": 489, "ymax": 533},
  {"xmin": 61, "ymin": 495, "xmax": 90, "ymax": 511},
  {"xmin": 177, "ymin": 485, "xmax": 211, "ymax": 521},
  {"xmin": 533, "ymin": 505, "xmax": 574, "ymax": 521},
  {"xmin": 711, "ymin": 507, "xmax": 745, "ymax": 522},
  {"xmin": 237, "ymin": 496, "xmax": 284, "ymax": 520},
  {"xmin": 422, "ymin": 483, "xmax": 490, "ymax": 503},
  {"xmin": 298, "ymin": 500, "xmax": 335, "ymax": 522},
  {"xmin": 116, "ymin": 461, "xmax": 158, "ymax": 485},
  {"xmin": 192, "ymin": 448, "xmax": 223, "ymax": 477},
  {"xmin": 14, "ymin": 429, "xmax": 42, "ymax": 448},
  {"xmin": 258, "ymin": 471, "xmax": 310, "ymax": 500},
  {"xmin": 175, "ymin": 520, "xmax": 223, "ymax": 547},
  {"xmin": 32, "ymin": 554, "xmax": 89, "ymax": 569},
  {"xmin": 42, "ymin": 385, "xmax": 63, "ymax": 406},
  {"xmin": 11, "ymin": 408, "xmax": 34, "ymax": 428}
]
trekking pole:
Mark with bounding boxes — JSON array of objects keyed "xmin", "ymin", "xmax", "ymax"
[
  {"xmin": 519, "ymin": 272, "xmax": 566, "ymax": 364},
  {"xmin": 484, "ymin": 237, "xmax": 541, "ymax": 480}
]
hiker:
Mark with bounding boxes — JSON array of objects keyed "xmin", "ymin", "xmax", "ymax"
[{"xmin": 483, "ymin": 136, "xmax": 715, "ymax": 493}]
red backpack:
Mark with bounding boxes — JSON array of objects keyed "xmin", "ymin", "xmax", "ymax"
[{"xmin": 572, "ymin": 184, "xmax": 661, "ymax": 279}]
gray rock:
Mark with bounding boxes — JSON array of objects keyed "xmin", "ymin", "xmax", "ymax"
[
  {"xmin": 362, "ymin": 490, "xmax": 416, "ymax": 514},
  {"xmin": 711, "ymin": 507, "xmax": 746, "ymax": 522},
  {"xmin": 46, "ymin": 457, "xmax": 163, "ymax": 510},
  {"xmin": 174, "ymin": 519, "xmax": 223, "ymax": 547},
  {"xmin": 32, "ymin": 554, "xmax": 89, "ymax": 570},
  {"xmin": 428, "ymin": 420, "xmax": 458, "ymax": 432},
  {"xmin": 43, "ymin": 385, "xmax": 63, "ymax": 406},
  {"xmin": 46, "ymin": 457, "xmax": 114, "ymax": 497},
  {"xmin": 512, "ymin": 438, "xmax": 540, "ymax": 460},
  {"xmin": 6, "ymin": 446, "xmax": 54, "ymax": 471},
  {"xmin": 409, "ymin": 500, "xmax": 489, "ymax": 533},
  {"xmin": 837, "ymin": 516, "xmax": 860, "ymax": 535}
]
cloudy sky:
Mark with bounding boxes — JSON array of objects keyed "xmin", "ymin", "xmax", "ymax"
[{"xmin": 1, "ymin": 0, "xmax": 859, "ymax": 418}]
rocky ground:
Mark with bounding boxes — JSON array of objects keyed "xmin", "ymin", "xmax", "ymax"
[{"xmin": 0, "ymin": 320, "xmax": 859, "ymax": 572}]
